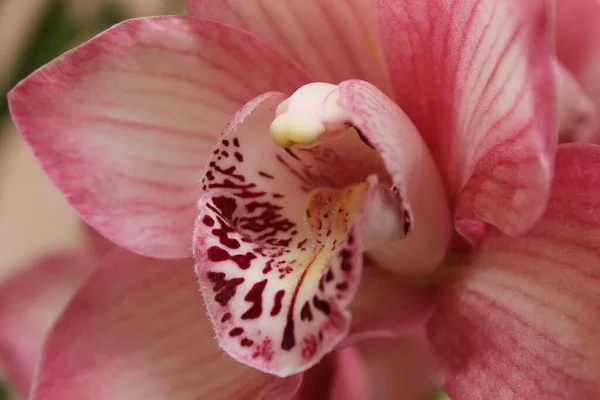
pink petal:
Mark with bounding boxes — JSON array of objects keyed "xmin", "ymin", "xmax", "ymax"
[
  {"xmin": 194, "ymin": 89, "xmax": 439, "ymax": 377},
  {"xmin": 329, "ymin": 347, "xmax": 371, "ymax": 400},
  {"xmin": 377, "ymin": 0, "xmax": 556, "ymax": 242},
  {"xmin": 32, "ymin": 250, "xmax": 301, "ymax": 400},
  {"xmin": 83, "ymin": 224, "xmax": 118, "ymax": 259},
  {"xmin": 556, "ymin": 0, "xmax": 600, "ymax": 143},
  {"xmin": 428, "ymin": 144, "xmax": 600, "ymax": 398},
  {"xmin": 346, "ymin": 264, "xmax": 436, "ymax": 344},
  {"xmin": 556, "ymin": 62, "xmax": 598, "ymax": 143},
  {"xmin": 337, "ymin": 80, "xmax": 452, "ymax": 275},
  {"xmin": 186, "ymin": 0, "xmax": 392, "ymax": 94},
  {"xmin": 8, "ymin": 16, "xmax": 311, "ymax": 259},
  {"xmin": 292, "ymin": 347, "xmax": 370, "ymax": 400},
  {"xmin": 357, "ymin": 333, "xmax": 439, "ymax": 400},
  {"xmin": 292, "ymin": 353, "xmax": 335, "ymax": 400},
  {"xmin": 0, "ymin": 251, "xmax": 94, "ymax": 396}
]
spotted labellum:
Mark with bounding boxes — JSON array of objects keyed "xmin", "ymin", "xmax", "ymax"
[{"xmin": 194, "ymin": 83, "xmax": 443, "ymax": 375}]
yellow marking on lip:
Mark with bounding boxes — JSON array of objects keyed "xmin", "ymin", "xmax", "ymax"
[{"xmin": 300, "ymin": 183, "xmax": 368, "ymax": 282}]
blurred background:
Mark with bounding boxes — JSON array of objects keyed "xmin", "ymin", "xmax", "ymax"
[{"xmin": 0, "ymin": 1, "xmax": 185, "ymax": 398}]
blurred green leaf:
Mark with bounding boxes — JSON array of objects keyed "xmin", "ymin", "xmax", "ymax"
[
  {"xmin": 432, "ymin": 387, "xmax": 452, "ymax": 400},
  {"xmin": 0, "ymin": 381, "xmax": 8, "ymax": 400},
  {"xmin": 13, "ymin": 0, "xmax": 81, "ymax": 84},
  {"xmin": 0, "ymin": 0, "xmax": 128, "ymax": 122},
  {"xmin": 1, "ymin": 0, "xmax": 79, "ymax": 118}
]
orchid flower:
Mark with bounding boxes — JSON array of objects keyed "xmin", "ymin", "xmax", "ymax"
[{"xmin": 6, "ymin": 0, "xmax": 600, "ymax": 399}]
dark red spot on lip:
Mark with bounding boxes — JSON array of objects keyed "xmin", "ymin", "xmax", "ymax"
[
  {"xmin": 252, "ymin": 338, "xmax": 274, "ymax": 362},
  {"xmin": 202, "ymin": 215, "xmax": 215, "ymax": 227},
  {"xmin": 313, "ymin": 296, "xmax": 331, "ymax": 315},
  {"xmin": 282, "ymin": 317, "xmax": 296, "ymax": 350},
  {"xmin": 207, "ymin": 246, "xmax": 229, "ymax": 262},
  {"xmin": 335, "ymin": 282, "xmax": 348, "ymax": 291},
  {"xmin": 207, "ymin": 272, "xmax": 244, "ymax": 306},
  {"xmin": 271, "ymin": 290, "xmax": 285, "ymax": 316},
  {"xmin": 208, "ymin": 179, "xmax": 266, "ymax": 199},
  {"xmin": 297, "ymin": 239, "xmax": 308, "ymax": 249},
  {"xmin": 238, "ymin": 201, "xmax": 296, "ymax": 244},
  {"xmin": 207, "ymin": 247, "xmax": 256, "ymax": 270},
  {"xmin": 241, "ymin": 279, "xmax": 267, "ymax": 320},
  {"xmin": 232, "ymin": 252, "xmax": 256, "ymax": 270},
  {"xmin": 262, "ymin": 259, "xmax": 274, "ymax": 274},
  {"xmin": 211, "ymin": 218, "xmax": 240, "ymax": 249},
  {"xmin": 284, "ymin": 148, "xmax": 300, "ymax": 160},
  {"xmin": 241, "ymin": 338, "xmax": 254, "ymax": 347},
  {"xmin": 229, "ymin": 327, "xmax": 244, "ymax": 337},
  {"xmin": 221, "ymin": 313, "xmax": 232, "ymax": 322},
  {"xmin": 222, "ymin": 139, "xmax": 230, "ymax": 146},
  {"xmin": 301, "ymin": 335, "xmax": 319, "ymax": 359},
  {"xmin": 207, "ymin": 197, "xmax": 242, "ymax": 248},
  {"xmin": 233, "ymin": 138, "xmax": 240, "ymax": 147},
  {"xmin": 300, "ymin": 301, "xmax": 313, "ymax": 321},
  {"xmin": 341, "ymin": 249, "xmax": 352, "ymax": 271},
  {"xmin": 325, "ymin": 268, "xmax": 334, "ymax": 282},
  {"xmin": 258, "ymin": 171, "xmax": 274, "ymax": 179},
  {"xmin": 234, "ymin": 152, "xmax": 244, "ymax": 162},
  {"xmin": 209, "ymin": 163, "xmax": 245, "ymax": 182}
]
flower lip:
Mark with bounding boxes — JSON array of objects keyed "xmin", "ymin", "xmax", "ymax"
[
  {"xmin": 194, "ymin": 80, "xmax": 452, "ymax": 377},
  {"xmin": 194, "ymin": 90, "xmax": 413, "ymax": 376}
]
